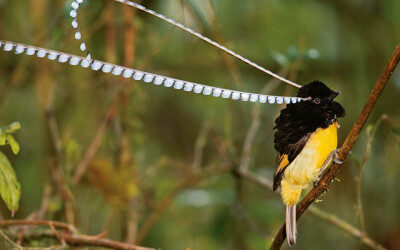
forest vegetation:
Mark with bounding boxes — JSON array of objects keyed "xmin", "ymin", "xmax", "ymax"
[{"xmin": 0, "ymin": 0, "xmax": 400, "ymax": 249}]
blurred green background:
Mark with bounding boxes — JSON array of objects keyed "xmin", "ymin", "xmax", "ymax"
[{"xmin": 1, "ymin": 0, "xmax": 400, "ymax": 249}]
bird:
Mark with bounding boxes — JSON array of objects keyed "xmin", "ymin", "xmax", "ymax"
[{"xmin": 273, "ymin": 80, "xmax": 345, "ymax": 246}]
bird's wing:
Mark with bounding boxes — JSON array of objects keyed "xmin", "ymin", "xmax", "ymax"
[
  {"xmin": 273, "ymin": 153, "xmax": 289, "ymax": 190},
  {"xmin": 273, "ymin": 105, "xmax": 315, "ymax": 191},
  {"xmin": 272, "ymin": 134, "xmax": 310, "ymax": 190}
]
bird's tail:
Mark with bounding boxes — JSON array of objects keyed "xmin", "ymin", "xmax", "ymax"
[{"xmin": 286, "ymin": 205, "xmax": 297, "ymax": 246}]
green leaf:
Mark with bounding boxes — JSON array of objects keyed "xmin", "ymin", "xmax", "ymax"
[
  {"xmin": 5, "ymin": 135, "xmax": 19, "ymax": 155},
  {"xmin": 4, "ymin": 122, "xmax": 21, "ymax": 134},
  {"xmin": 0, "ymin": 122, "xmax": 21, "ymax": 155},
  {"xmin": 0, "ymin": 152, "xmax": 21, "ymax": 213},
  {"xmin": 0, "ymin": 134, "xmax": 5, "ymax": 145}
]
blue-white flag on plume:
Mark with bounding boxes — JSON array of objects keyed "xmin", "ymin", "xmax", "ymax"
[{"xmin": 0, "ymin": 0, "xmax": 306, "ymax": 105}]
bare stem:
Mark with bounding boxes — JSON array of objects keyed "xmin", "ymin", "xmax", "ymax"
[
  {"xmin": 192, "ymin": 121, "xmax": 210, "ymax": 171},
  {"xmin": 355, "ymin": 115, "xmax": 384, "ymax": 232},
  {"xmin": 0, "ymin": 220, "xmax": 154, "ymax": 250},
  {"xmin": 72, "ymin": 103, "xmax": 117, "ymax": 184},
  {"xmin": 239, "ymin": 106, "xmax": 261, "ymax": 172},
  {"xmin": 136, "ymin": 165, "xmax": 229, "ymax": 244},
  {"xmin": 308, "ymin": 207, "xmax": 387, "ymax": 250},
  {"xmin": 0, "ymin": 229, "xmax": 24, "ymax": 249},
  {"xmin": 0, "ymin": 220, "xmax": 76, "ymax": 232}
]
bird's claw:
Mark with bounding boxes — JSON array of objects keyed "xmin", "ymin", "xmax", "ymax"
[
  {"xmin": 333, "ymin": 157, "xmax": 344, "ymax": 165},
  {"xmin": 333, "ymin": 148, "xmax": 344, "ymax": 165}
]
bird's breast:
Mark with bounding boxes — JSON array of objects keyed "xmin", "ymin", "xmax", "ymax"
[{"xmin": 284, "ymin": 121, "xmax": 338, "ymax": 187}]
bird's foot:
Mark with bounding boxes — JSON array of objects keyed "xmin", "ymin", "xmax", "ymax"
[{"xmin": 332, "ymin": 148, "xmax": 344, "ymax": 165}]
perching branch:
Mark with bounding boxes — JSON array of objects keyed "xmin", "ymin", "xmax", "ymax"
[{"xmin": 270, "ymin": 44, "xmax": 400, "ymax": 249}]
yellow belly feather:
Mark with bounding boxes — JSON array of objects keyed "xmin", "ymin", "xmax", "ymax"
[{"xmin": 281, "ymin": 122, "xmax": 338, "ymax": 205}]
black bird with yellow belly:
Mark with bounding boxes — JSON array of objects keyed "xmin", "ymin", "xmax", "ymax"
[{"xmin": 273, "ymin": 81, "xmax": 345, "ymax": 245}]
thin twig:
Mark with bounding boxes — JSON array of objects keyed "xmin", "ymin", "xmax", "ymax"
[
  {"xmin": 210, "ymin": 128, "xmax": 234, "ymax": 166},
  {"xmin": 136, "ymin": 165, "xmax": 229, "ymax": 244},
  {"xmin": 0, "ymin": 220, "xmax": 76, "ymax": 233},
  {"xmin": 122, "ymin": 4, "xmax": 141, "ymax": 243},
  {"xmin": 45, "ymin": 90, "xmax": 76, "ymax": 225},
  {"xmin": 6, "ymin": 230, "xmax": 152, "ymax": 250},
  {"xmin": 137, "ymin": 28, "xmax": 176, "ymax": 70},
  {"xmin": 48, "ymin": 160, "xmax": 75, "ymax": 225},
  {"xmin": 239, "ymin": 106, "xmax": 261, "ymax": 172},
  {"xmin": 60, "ymin": 233, "xmax": 154, "ymax": 250},
  {"xmin": 125, "ymin": 198, "xmax": 140, "ymax": 244},
  {"xmin": 308, "ymin": 207, "xmax": 387, "ymax": 250},
  {"xmin": 207, "ymin": 0, "xmax": 243, "ymax": 86},
  {"xmin": 236, "ymin": 169, "xmax": 273, "ymax": 189},
  {"xmin": 0, "ymin": 220, "xmax": 154, "ymax": 250},
  {"xmin": 136, "ymin": 175, "xmax": 196, "ymax": 244},
  {"xmin": 0, "ymin": 229, "xmax": 24, "ymax": 249},
  {"xmin": 270, "ymin": 44, "xmax": 400, "ymax": 249},
  {"xmin": 192, "ymin": 121, "xmax": 210, "ymax": 171},
  {"xmin": 36, "ymin": 184, "xmax": 52, "ymax": 220},
  {"xmin": 355, "ymin": 115, "xmax": 384, "ymax": 232},
  {"xmin": 72, "ymin": 103, "xmax": 117, "ymax": 184},
  {"xmin": 16, "ymin": 185, "xmax": 53, "ymax": 246},
  {"xmin": 49, "ymin": 222, "xmax": 67, "ymax": 248},
  {"xmin": 46, "ymin": 108, "xmax": 62, "ymax": 159}
]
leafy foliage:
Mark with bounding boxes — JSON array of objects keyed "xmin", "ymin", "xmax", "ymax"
[
  {"xmin": 0, "ymin": 122, "xmax": 20, "ymax": 155},
  {"xmin": 0, "ymin": 152, "xmax": 21, "ymax": 213},
  {"xmin": 0, "ymin": 122, "xmax": 21, "ymax": 213}
]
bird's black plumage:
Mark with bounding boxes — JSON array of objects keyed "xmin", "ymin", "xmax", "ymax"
[{"xmin": 273, "ymin": 81, "xmax": 345, "ymax": 190}]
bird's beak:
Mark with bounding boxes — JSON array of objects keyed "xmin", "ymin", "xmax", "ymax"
[{"xmin": 330, "ymin": 91, "xmax": 339, "ymax": 99}]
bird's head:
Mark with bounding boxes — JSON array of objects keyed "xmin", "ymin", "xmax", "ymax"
[{"xmin": 297, "ymin": 80, "xmax": 345, "ymax": 118}]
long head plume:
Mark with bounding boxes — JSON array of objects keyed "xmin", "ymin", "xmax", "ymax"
[
  {"xmin": 1, "ymin": 0, "xmax": 305, "ymax": 104},
  {"xmin": 70, "ymin": 0, "xmax": 302, "ymax": 89},
  {"xmin": 0, "ymin": 40, "xmax": 304, "ymax": 105}
]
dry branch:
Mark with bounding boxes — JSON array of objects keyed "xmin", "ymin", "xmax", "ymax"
[
  {"xmin": 136, "ymin": 165, "xmax": 229, "ymax": 243},
  {"xmin": 0, "ymin": 220, "xmax": 76, "ymax": 233},
  {"xmin": 0, "ymin": 220, "xmax": 154, "ymax": 250},
  {"xmin": 73, "ymin": 103, "xmax": 118, "ymax": 184},
  {"xmin": 270, "ymin": 44, "xmax": 400, "ymax": 249}
]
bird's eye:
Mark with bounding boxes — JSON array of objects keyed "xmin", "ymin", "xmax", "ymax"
[{"xmin": 313, "ymin": 98, "xmax": 321, "ymax": 104}]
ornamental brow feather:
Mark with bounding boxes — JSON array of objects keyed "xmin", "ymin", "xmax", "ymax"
[
  {"xmin": 0, "ymin": 40, "xmax": 303, "ymax": 105},
  {"xmin": 1, "ymin": 0, "xmax": 306, "ymax": 103}
]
